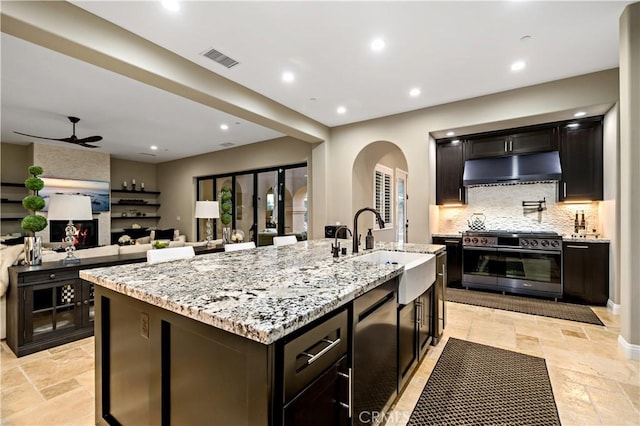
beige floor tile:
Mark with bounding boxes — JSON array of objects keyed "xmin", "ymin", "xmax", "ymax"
[
  {"xmin": 19, "ymin": 347, "xmax": 93, "ymax": 390},
  {"xmin": 0, "ymin": 342, "xmax": 50, "ymax": 370},
  {"xmin": 562, "ymin": 328, "xmax": 588, "ymax": 339},
  {"xmin": 619, "ymin": 382, "xmax": 640, "ymax": 411},
  {"xmin": 514, "ymin": 333, "xmax": 544, "ymax": 357},
  {"xmin": 40, "ymin": 378, "xmax": 81, "ymax": 400},
  {"xmin": 555, "ymin": 401, "xmax": 601, "ymax": 426},
  {"xmin": 548, "ymin": 365, "xmax": 621, "ymax": 392},
  {"xmin": 0, "ymin": 382, "xmax": 45, "ymax": 418},
  {"xmin": 74, "ymin": 370, "xmax": 96, "ymax": 396},
  {"xmin": 588, "ymin": 386, "xmax": 639, "ymax": 419},
  {"xmin": 0, "ymin": 366, "xmax": 30, "ymax": 391},
  {"xmin": 2, "ymin": 387, "xmax": 94, "ymax": 426}
]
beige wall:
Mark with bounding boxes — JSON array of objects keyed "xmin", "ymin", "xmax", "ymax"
[
  {"xmin": 156, "ymin": 136, "xmax": 312, "ymax": 242},
  {"xmin": 618, "ymin": 2, "xmax": 640, "ymax": 354},
  {"xmin": 322, "ymin": 69, "xmax": 619, "ymax": 246},
  {"xmin": 111, "ymin": 158, "xmax": 158, "ymax": 192},
  {"xmin": 0, "ymin": 142, "xmax": 29, "ymax": 182}
]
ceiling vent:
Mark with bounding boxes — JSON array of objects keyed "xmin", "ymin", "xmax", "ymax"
[
  {"xmin": 220, "ymin": 142, "xmax": 235, "ymax": 147},
  {"xmin": 138, "ymin": 152, "xmax": 157, "ymax": 157},
  {"xmin": 201, "ymin": 48, "xmax": 239, "ymax": 69}
]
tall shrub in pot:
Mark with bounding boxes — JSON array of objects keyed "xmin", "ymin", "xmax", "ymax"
[
  {"xmin": 21, "ymin": 166, "xmax": 47, "ymax": 265},
  {"xmin": 220, "ymin": 186, "xmax": 232, "ymax": 244}
]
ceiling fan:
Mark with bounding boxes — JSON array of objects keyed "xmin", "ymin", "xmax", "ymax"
[{"xmin": 14, "ymin": 116, "xmax": 103, "ymax": 148}]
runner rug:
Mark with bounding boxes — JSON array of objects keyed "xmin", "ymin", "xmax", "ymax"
[
  {"xmin": 407, "ymin": 338, "xmax": 561, "ymax": 426},
  {"xmin": 446, "ymin": 287, "xmax": 604, "ymax": 326}
]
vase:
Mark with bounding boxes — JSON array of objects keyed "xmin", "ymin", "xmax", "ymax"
[
  {"xmin": 222, "ymin": 227, "xmax": 232, "ymax": 244},
  {"xmin": 24, "ymin": 236, "xmax": 43, "ymax": 266}
]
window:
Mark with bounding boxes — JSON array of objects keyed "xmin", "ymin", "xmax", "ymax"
[{"xmin": 374, "ymin": 164, "xmax": 393, "ymax": 229}]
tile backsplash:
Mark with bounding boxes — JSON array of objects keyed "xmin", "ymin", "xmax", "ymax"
[{"xmin": 437, "ymin": 182, "xmax": 600, "ymax": 236}]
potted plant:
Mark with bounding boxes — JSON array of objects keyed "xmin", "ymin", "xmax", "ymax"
[
  {"xmin": 21, "ymin": 165, "xmax": 47, "ymax": 265},
  {"xmin": 220, "ymin": 186, "xmax": 233, "ymax": 243}
]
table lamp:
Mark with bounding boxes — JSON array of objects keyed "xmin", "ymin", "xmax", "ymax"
[
  {"xmin": 47, "ymin": 195, "xmax": 93, "ymax": 264},
  {"xmin": 195, "ymin": 201, "xmax": 220, "ymax": 247}
]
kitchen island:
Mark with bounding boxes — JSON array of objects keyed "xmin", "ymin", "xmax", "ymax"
[{"xmin": 81, "ymin": 239, "xmax": 444, "ymax": 425}]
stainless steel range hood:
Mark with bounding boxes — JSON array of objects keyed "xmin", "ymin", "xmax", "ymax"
[{"xmin": 463, "ymin": 151, "xmax": 562, "ymax": 186}]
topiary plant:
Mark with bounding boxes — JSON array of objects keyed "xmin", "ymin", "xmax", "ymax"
[
  {"xmin": 219, "ymin": 186, "xmax": 232, "ymax": 226},
  {"xmin": 21, "ymin": 165, "xmax": 48, "ymax": 236}
]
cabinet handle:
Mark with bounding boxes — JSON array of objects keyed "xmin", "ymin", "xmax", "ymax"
[
  {"xmin": 84, "ymin": 300, "xmax": 89, "ymax": 305},
  {"xmin": 444, "ymin": 240, "xmax": 459, "ymax": 244},
  {"xmin": 49, "ymin": 273, "xmax": 56, "ymax": 279},
  {"xmin": 458, "ymin": 188, "xmax": 462, "ymax": 201},
  {"xmin": 415, "ymin": 301, "xmax": 422, "ymax": 324},
  {"xmin": 442, "ymin": 264, "xmax": 447, "ymax": 285},
  {"xmin": 566, "ymin": 245, "xmax": 589, "ymax": 249},
  {"xmin": 76, "ymin": 301, "xmax": 82, "ymax": 307},
  {"xmin": 337, "ymin": 368, "xmax": 352, "ymax": 418},
  {"xmin": 509, "ymin": 140, "xmax": 513, "ymax": 151},
  {"xmin": 504, "ymin": 140, "xmax": 508, "ymax": 152},
  {"xmin": 306, "ymin": 337, "xmax": 341, "ymax": 365},
  {"xmin": 563, "ymin": 182, "xmax": 567, "ymax": 197}
]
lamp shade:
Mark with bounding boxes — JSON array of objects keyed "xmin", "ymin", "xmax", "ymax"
[
  {"xmin": 47, "ymin": 195, "xmax": 93, "ymax": 221},
  {"xmin": 194, "ymin": 201, "xmax": 220, "ymax": 219}
]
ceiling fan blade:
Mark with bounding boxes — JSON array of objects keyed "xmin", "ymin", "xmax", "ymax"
[
  {"xmin": 77, "ymin": 142, "xmax": 100, "ymax": 148},
  {"xmin": 77, "ymin": 135, "xmax": 103, "ymax": 143},
  {"xmin": 13, "ymin": 131, "xmax": 68, "ymax": 142}
]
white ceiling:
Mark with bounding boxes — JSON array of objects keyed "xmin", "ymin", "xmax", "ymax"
[{"xmin": 0, "ymin": 1, "xmax": 632, "ymax": 163}]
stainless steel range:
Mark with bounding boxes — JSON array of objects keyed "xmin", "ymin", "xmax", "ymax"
[{"xmin": 462, "ymin": 230, "xmax": 562, "ymax": 299}]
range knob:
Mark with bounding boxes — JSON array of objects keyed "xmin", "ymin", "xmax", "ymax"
[
  {"xmin": 540, "ymin": 240, "xmax": 550, "ymax": 247},
  {"xmin": 464, "ymin": 237, "xmax": 471, "ymax": 244},
  {"xmin": 521, "ymin": 239, "xmax": 529, "ymax": 247},
  {"xmin": 530, "ymin": 240, "xmax": 539, "ymax": 247},
  {"xmin": 550, "ymin": 240, "xmax": 560, "ymax": 248},
  {"xmin": 480, "ymin": 238, "xmax": 488, "ymax": 245},
  {"xmin": 472, "ymin": 238, "xmax": 479, "ymax": 244}
]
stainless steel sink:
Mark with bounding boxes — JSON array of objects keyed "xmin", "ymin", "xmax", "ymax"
[{"xmin": 352, "ymin": 250, "xmax": 436, "ymax": 304}]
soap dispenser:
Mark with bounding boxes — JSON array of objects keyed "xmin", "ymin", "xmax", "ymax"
[{"xmin": 365, "ymin": 228, "xmax": 374, "ymax": 250}]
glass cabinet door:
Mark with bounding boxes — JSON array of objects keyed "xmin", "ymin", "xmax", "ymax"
[{"xmin": 27, "ymin": 280, "xmax": 82, "ymax": 342}]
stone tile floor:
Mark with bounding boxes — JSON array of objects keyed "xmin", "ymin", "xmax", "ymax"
[{"xmin": 1, "ymin": 301, "xmax": 638, "ymax": 425}]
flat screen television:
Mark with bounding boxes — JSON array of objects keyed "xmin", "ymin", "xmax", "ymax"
[
  {"xmin": 40, "ymin": 178, "xmax": 110, "ymax": 212},
  {"xmin": 49, "ymin": 219, "xmax": 99, "ymax": 249}
]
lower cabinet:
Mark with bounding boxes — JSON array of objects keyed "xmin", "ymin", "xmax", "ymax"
[
  {"xmin": 432, "ymin": 251, "xmax": 446, "ymax": 345},
  {"xmin": 7, "ymin": 270, "xmax": 95, "ymax": 357},
  {"xmin": 397, "ymin": 286, "xmax": 433, "ymax": 392},
  {"xmin": 431, "ymin": 236, "xmax": 462, "ymax": 286},
  {"xmin": 563, "ymin": 241, "xmax": 609, "ymax": 305}
]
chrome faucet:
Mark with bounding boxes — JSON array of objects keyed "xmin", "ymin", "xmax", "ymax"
[
  {"xmin": 353, "ymin": 207, "xmax": 385, "ymax": 253},
  {"xmin": 332, "ymin": 225, "xmax": 352, "ymax": 257}
]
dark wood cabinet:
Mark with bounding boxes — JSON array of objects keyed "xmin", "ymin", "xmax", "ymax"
[
  {"xmin": 432, "ymin": 236, "xmax": 462, "ymax": 286},
  {"xmin": 466, "ymin": 127, "xmax": 557, "ymax": 159},
  {"xmin": 397, "ymin": 285, "xmax": 433, "ymax": 392},
  {"xmin": 559, "ymin": 119, "xmax": 603, "ymax": 201},
  {"xmin": 7, "ymin": 254, "xmax": 147, "ymax": 357},
  {"xmin": 562, "ymin": 241, "xmax": 609, "ymax": 305},
  {"xmin": 432, "ymin": 251, "xmax": 446, "ymax": 345},
  {"xmin": 436, "ymin": 141, "xmax": 465, "ymax": 205}
]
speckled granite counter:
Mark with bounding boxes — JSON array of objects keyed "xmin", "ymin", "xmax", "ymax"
[
  {"xmin": 562, "ymin": 236, "xmax": 610, "ymax": 243},
  {"xmin": 81, "ymin": 239, "xmax": 442, "ymax": 345}
]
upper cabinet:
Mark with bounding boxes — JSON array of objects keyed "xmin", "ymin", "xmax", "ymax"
[
  {"xmin": 559, "ymin": 118, "xmax": 603, "ymax": 201},
  {"xmin": 436, "ymin": 141, "xmax": 465, "ymax": 205},
  {"xmin": 465, "ymin": 127, "xmax": 558, "ymax": 159}
]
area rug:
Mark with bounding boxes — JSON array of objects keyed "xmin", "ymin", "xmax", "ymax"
[
  {"xmin": 407, "ymin": 338, "xmax": 561, "ymax": 426},
  {"xmin": 446, "ymin": 287, "xmax": 604, "ymax": 326}
]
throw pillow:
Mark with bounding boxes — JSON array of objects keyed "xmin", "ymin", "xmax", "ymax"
[{"xmin": 154, "ymin": 228, "xmax": 175, "ymax": 240}]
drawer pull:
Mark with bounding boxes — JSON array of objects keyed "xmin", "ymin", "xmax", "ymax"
[
  {"xmin": 337, "ymin": 368, "xmax": 352, "ymax": 417},
  {"xmin": 84, "ymin": 300, "xmax": 89, "ymax": 305},
  {"xmin": 566, "ymin": 245, "xmax": 589, "ymax": 249},
  {"xmin": 444, "ymin": 240, "xmax": 460, "ymax": 244},
  {"xmin": 49, "ymin": 273, "xmax": 56, "ymax": 279},
  {"xmin": 306, "ymin": 338, "xmax": 341, "ymax": 365}
]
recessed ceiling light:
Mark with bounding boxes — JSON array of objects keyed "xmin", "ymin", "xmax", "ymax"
[
  {"xmin": 150, "ymin": 145, "xmax": 158, "ymax": 150},
  {"xmin": 161, "ymin": 0, "xmax": 180, "ymax": 12},
  {"xmin": 337, "ymin": 106, "xmax": 347, "ymax": 114},
  {"xmin": 220, "ymin": 124, "xmax": 229, "ymax": 130},
  {"xmin": 574, "ymin": 111, "xmax": 587, "ymax": 117},
  {"xmin": 409, "ymin": 88, "xmax": 421, "ymax": 97},
  {"xmin": 451, "ymin": 140, "xmax": 461, "ymax": 144},
  {"xmin": 282, "ymin": 72, "xmax": 295, "ymax": 83},
  {"xmin": 511, "ymin": 60, "xmax": 526, "ymax": 72},
  {"xmin": 446, "ymin": 131, "xmax": 455, "ymax": 137},
  {"xmin": 370, "ymin": 38, "xmax": 385, "ymax": 52},
  {"xmin": 567, "ymin": 123, "xmax": 580, "ymax": 128}
]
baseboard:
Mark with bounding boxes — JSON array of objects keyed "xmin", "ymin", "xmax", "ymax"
[
  {"xmin": 607, "ymin": 299, "xmax": 621, "ymax": 315},
  {"xmin": 618, "ymin": 335, "xmax": 640, "ymax": 360}
]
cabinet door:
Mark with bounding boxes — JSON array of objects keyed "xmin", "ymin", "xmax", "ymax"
[
  {"xmin": 436, "ymin": 142, "xmax": 465, "ymax": 204},
  {"xmin": 81, "ymin": 281, "xmax": 95, "ymax": 327},
  {"xmin": 397, "ymin": 302, "xmax": 417, "ymax": 390},
  {"xmin": 509, "ymin": 128, "xmax": 558, "ymax": 155},
  {"xmin": 417, "ymin": 288, "xmax": 433, "ymax": 359},
  {"xmin": 559, "ymin": 120, "xmax": 603, "ymax": 201},
  {"xmin": 24, "ymin": 280, "xmax": 83, "ymax": 343},
  {"xmin": 432, "ymin": 237, "xmax": 462, "ymax": 286},
  {"xmin": 563, "ymin": 242, "xmax": 609, "ymax": 305},
  {"xmin": 466, "ymin": 135, "xmax": 510, "ymax": 159}
]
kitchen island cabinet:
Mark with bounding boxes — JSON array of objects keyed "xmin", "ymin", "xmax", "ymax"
[
  {"xmin": 82, "ymin": 240, "xmax": 443, "ymax": 426},
  {"xmin": 562, "ymin": 240, "xmax": 609, "ymax": 305}
]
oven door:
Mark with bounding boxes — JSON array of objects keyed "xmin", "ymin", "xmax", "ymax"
[
  {"xmin": 496, "ymin": 248, "xmax": 562, "ymax": 296},
  {"xmin": 462, "ymin": 246, "xmax": 499, "ymax": 286}
]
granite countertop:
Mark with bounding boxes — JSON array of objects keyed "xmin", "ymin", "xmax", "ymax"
[
  {"xmin": 431, "ymin": 233, "xmax": 462, "ymax": 239},
  {"xmin": 562, "ymin": 236, "xmax": 610, "ymax": 243},
  {"xmin": 80, "ymin": 239, "xmax": 442, "ymax": 345}
]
